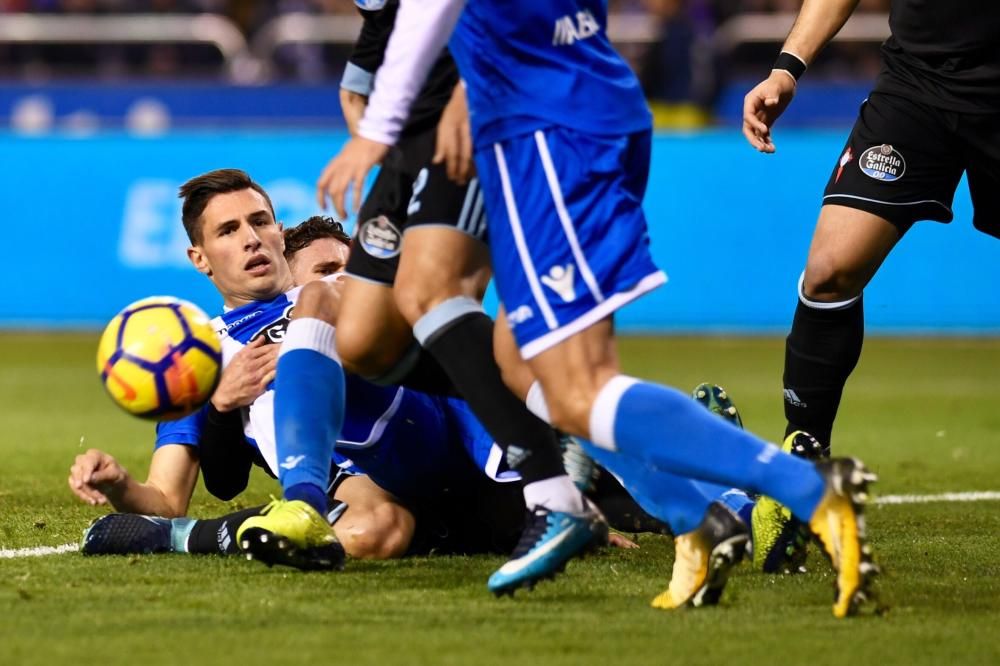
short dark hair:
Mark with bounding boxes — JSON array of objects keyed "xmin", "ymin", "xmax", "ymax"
[
  {"xmin": 178, "ymin": 168, "xmax": 275, "ymax": 245},
  {"xmin": 283, "ymin": 216, "xmax": 352, "ymax": 260}
]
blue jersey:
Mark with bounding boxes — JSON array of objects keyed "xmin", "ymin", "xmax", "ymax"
[
  {"xmin": 449, "ymin": 0, "xmax": 651, "ymax": 147},
  {"xmin": 156, "ymin": 280, "xmax": 515, "ymax": 500}
]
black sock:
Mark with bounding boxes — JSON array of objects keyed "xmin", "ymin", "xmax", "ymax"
[
  {"xmin": 590, "ymin": 467, "xmax": 671, "ymax": 536},
  {"xmin": 185, "ymin": 506, "xmax": 265, "ymax": 555},
  {"xmin": 419, "ymin": 310, "xmax": 565, "ymax": 484},
  {"xmin": 783, "ymin": 295, "xmax": 864, "ymax": 452},
  {"xmin": 367, "ymin": 341, "xmax": 459, "ymax": 397}
]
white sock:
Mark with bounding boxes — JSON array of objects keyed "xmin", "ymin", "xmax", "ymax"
[
  {"xmin": 523, "ymin": 475, "xmax": 585, "ymax": 515},
  {"xmin": 588, "ymin": 375, "xmax": 638, "ymax": 451}
]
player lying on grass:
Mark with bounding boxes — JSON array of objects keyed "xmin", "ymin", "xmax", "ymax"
[{"xmin": 71, "ymin": 212, "xmax": 657, "ymax": 562}]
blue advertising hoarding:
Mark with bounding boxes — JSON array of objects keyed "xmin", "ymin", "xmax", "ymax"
[{"xmin": 2, "ymin": 130, "xmax": 995, "ymax": 332}]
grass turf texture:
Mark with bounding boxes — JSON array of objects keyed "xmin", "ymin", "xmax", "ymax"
[{"xmin": 2, "ymin": 333, "xmax": 999, "ymax": 665}]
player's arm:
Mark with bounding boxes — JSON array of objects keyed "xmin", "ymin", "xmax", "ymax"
[
  {"xmin": 196, "ymin": 404, "xmax": 253, "ymax": 501},
  {"xmin": 742, "ymin": 0, "xmax": 862, "ymax": 153},
  {"xmin": 340, "ymin": 4, "xmax": 393, "ymax": 135},
  {"xmin": 317, "ymin": 0, "xmax": 466, "ymax": 217},
  {"xmin": 68, "ymin": 444, "xmax": 199, "ymax": 517}
]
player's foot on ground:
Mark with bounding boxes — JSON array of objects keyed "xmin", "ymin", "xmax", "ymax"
[
  {"xmin": 808, "ymin": 457, "xmax": 880, "ymax": 618},
  {"xmin": 651, "ymin": 502, "xmax": 748, "ymax": 610},
  {"xmin": 692, "ymin": 383, "xmax": 743, "ymax": 429},
  {"xmin": 237, "ymin": 499, "xmax": 345, "ymax": 571},
  {"xmin": 81, "ymin": 513, "xmax": 171, "ymax": 555},
  {"xmin": 752, "ymin": 431, "xmax": 826, "ymax": 573},
  {"xmin": 488, "ymin": 500, "xmax": 608, "ymax": 596}
]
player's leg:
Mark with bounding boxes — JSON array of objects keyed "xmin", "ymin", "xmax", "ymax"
[
  {"xmin": 238, "ymin": 280, "xmax": 346, "ymax": 561},
  {"xmin": 391, "ymin": 165, "xmax": 593, "ymax": 593},
  {"xmin": 960, "ymin": 107, "xmax": 1000, "ymax": 241},
  {"xmin": 788, "ymin": 92, "xmax": 965, "ymax": 451},
  {"xmin": 482, "ymin": 126, "xmax": 878, "ymax": 615},
  {"xmin": 331, "ymin": 475, "xmax": 415, "ymax": 559}
]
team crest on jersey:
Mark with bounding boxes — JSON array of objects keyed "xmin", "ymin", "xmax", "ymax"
[
  {"xmin": 859, "ymin": 144, "xmax": 905, "ymax": 182},
  {"xmin": 358, "ymin": 215, "xmax": 402, "ymax": 259},
  {"xmin": 835, "ymin": 147, "xmax": 853, "ymax": 183},
  {"xmin": 250, "ymin": 304, "xmax": 294, "ymax": 344}
]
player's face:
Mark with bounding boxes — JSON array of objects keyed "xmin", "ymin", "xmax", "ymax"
[
  {"xmin": 187, "ymin": 188, "xmax": 293, "ymax": 308},
  {"xmin": 287, "ymin": 237, "xmax": 351, "ymax": 285}
]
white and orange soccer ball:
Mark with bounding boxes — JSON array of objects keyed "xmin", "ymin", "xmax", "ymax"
[{"xmin": 96, "ymin": 296, "xmax": 221, "ymax": 420}]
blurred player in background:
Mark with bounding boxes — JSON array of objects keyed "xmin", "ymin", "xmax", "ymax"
[
  {"xmin": 742, "ymin": 0, "xmax": 999, "ymax": 567},
  {"xmin": 319, "ymin": 0, "xmax": 880, "ymax": 616},
  {"xmin": 317, "ymin": 0, "xmax": 600, "ymax": 593}
]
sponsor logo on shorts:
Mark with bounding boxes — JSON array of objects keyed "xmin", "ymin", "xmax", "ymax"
[
  {"xmin": 835, "ymin": 147, "xmax": 853, "ymax": 184},
  {"xmin": 540, "ymin": 264, "xmax": 576, "ymax": 302},
  {"xmin": 507, "ymin": 304, "xmax": 534, "ymax": 327},
  {"xmin": 358, "ymin": 215, "xmax": 402, "ymax": 259},
  {"xmin": 859, "ymin": 144, "xmax": 905, "ymax": 182}
]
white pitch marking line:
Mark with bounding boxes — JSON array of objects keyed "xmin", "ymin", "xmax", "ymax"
[
  {"xmin": 0, "ymin": 543, "xmax": 79, "ymax": 559},
  {"xmin": 2, "ymin": 491, "xmax": 999, "ymax": 559},
  {"xmin": 874, "ymin": 491, "xmax": 1000, "ymax": 506}
]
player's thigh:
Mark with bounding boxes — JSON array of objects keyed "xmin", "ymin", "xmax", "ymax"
[
  {"xmin": 493, "ymin": 306, "xmax": 537, "ymax": 400},
  {"xmin": 961, "ymin": 112, "xmax": 1000, "ymax": 239},
  {"xmin": 802, "ymin": 205, "xmax": 902, "ymax": 301},
  {"xmin": 395, "ymin": 225, "xmax": 491, "ymax": 321},
  {"xmin": 476, "ymin": 127, "xmax": 665, "ymax": 363},
  {"xmin": 336, "ymin": 277, "xmax": 413, "ymax": 376},
  {"xmin": 526, "ymin": 317, "xmax": 620, "ymax": 437}
]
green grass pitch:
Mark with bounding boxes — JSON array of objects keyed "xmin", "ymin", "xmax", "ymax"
[{"xmin": 2, "ymin": 333, "xmax": 999, "ymax": 665}]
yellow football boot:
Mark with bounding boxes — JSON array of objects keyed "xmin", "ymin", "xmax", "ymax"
[
  {"xmin": 651, "ymin": 503, "xmax": 748, "ymax": 609},
  {"xmin": 237, "ymin": 498, "xmax": 344, "ymax": 571}
]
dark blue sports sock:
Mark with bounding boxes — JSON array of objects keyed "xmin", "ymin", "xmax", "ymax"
[
  {"xmin": 591, "ymin": 377, "xmax": 826, "ymax": 521},
  {"xmin": 274, "ymin": 318, "xmax": 345, "ymax": 515}
]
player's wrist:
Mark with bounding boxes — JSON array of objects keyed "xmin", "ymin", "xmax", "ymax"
[{"xmin": 771, "ymin": 51, "xmax": 807, "ymax": 85}]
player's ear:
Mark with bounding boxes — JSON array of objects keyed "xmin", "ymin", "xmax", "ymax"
[{"xmin": 187, "ymin": 246, "xmax": 213, "ymax": 277}]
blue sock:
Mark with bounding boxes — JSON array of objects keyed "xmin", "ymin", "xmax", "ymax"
[
  {"xmin": 169, "ymin": 517, "xmax": 196, "ymax": 553},
  {"xmin": 274, "ymin": 317, "xmax": 345, "ymax": 515},
  {"xmin": 580, "ymin": 439, "xmax": 717, "ymax": 535},
  {"xmin": 590, "ymin": 377, "xmax": 826, "ymax": 520},
  {"xmin": 719, "ymin": 489, "xmax": 755, "ymax": 526}
]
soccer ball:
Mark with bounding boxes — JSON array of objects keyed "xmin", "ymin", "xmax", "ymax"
[{"xmin": 96, "ymin": 296, "xmax": 222, "ymax": 420}]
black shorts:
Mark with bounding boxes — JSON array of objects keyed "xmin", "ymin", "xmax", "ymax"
[
  {"xmin": 345, "ymin": 128, "xmax": 489, "ymax": 285},
  {"xmin": 823, "ymin": 91, "xmax": 1000, "ymax": 238}
]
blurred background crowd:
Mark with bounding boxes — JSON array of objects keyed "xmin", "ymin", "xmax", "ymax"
[{"xmin": 0, "ymin": 0, "xmax": 893, "ymax": 129}]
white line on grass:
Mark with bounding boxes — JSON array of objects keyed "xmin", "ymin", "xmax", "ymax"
[
  {"xmin": 0, "ymin": 543, "xmax": 79, "ymax": 559},
  {"xmin": 1, "ymin": 491, "xmax": 998, "ymax": 560},
  {"xmin": 874, "ymin": 490, "xmax": 1000, "ymax": 506}
]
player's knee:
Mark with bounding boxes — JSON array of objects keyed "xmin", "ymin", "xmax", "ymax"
[
  {"xmin": 338, "ymin": 504, "xmax": 413, "ymax": 560},
  {"xmin": 293, "ymin": 280, "xmax": 338, "ymax": 324},
  {"xmin": 334, "ymin": 321, "xmax": 395, "ymax": 377},
  {"xmin": 802, "ymin": 255, "xmax": 864, "ymax": 302}
]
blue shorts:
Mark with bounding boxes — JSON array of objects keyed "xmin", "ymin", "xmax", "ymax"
[
  {"xmin": 332, "ymin": 391, "xmax": 517, "ymax": 502},
  {"xmin": 477, "ymin": 126, "xmax": 667, "ymax": 358}
]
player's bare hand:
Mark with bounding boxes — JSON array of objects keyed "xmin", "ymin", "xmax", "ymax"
[
  {"xmin": 609, "ymin": 532, "xmax": 640, "ymax": 549},
  {"xmin": 68, "ymin": 449, "xmax": 128, "ymax": 506},
  {"xmin": 210, "ymin": 336, "xmax": 277, "ymax": 412},
  {"xmin": 742, "ymin": 71, "xmax": 797, "ymax": 153},
  {"xmin": 433, "ymin": 84, "xmax": 474, "ymax": 184},
  {"xmin": 317, "ymin": 136, "xmax": 390, "ymax": 218},
  {"xmin": 339, "ymin": 88, "xmax": 368, "ymax": 137}
]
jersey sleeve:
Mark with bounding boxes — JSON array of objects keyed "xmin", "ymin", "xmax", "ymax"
[
  {"xmin": 342, "ymin": 3, "xmax": 396, "ymax": 96},
  {"xmin": 154, "ymin": 405, "xmax": 208, "ymax": 449},
  {"xmin": 357, "ymin": 0, "xmax": 465, "ymax": 145}
]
